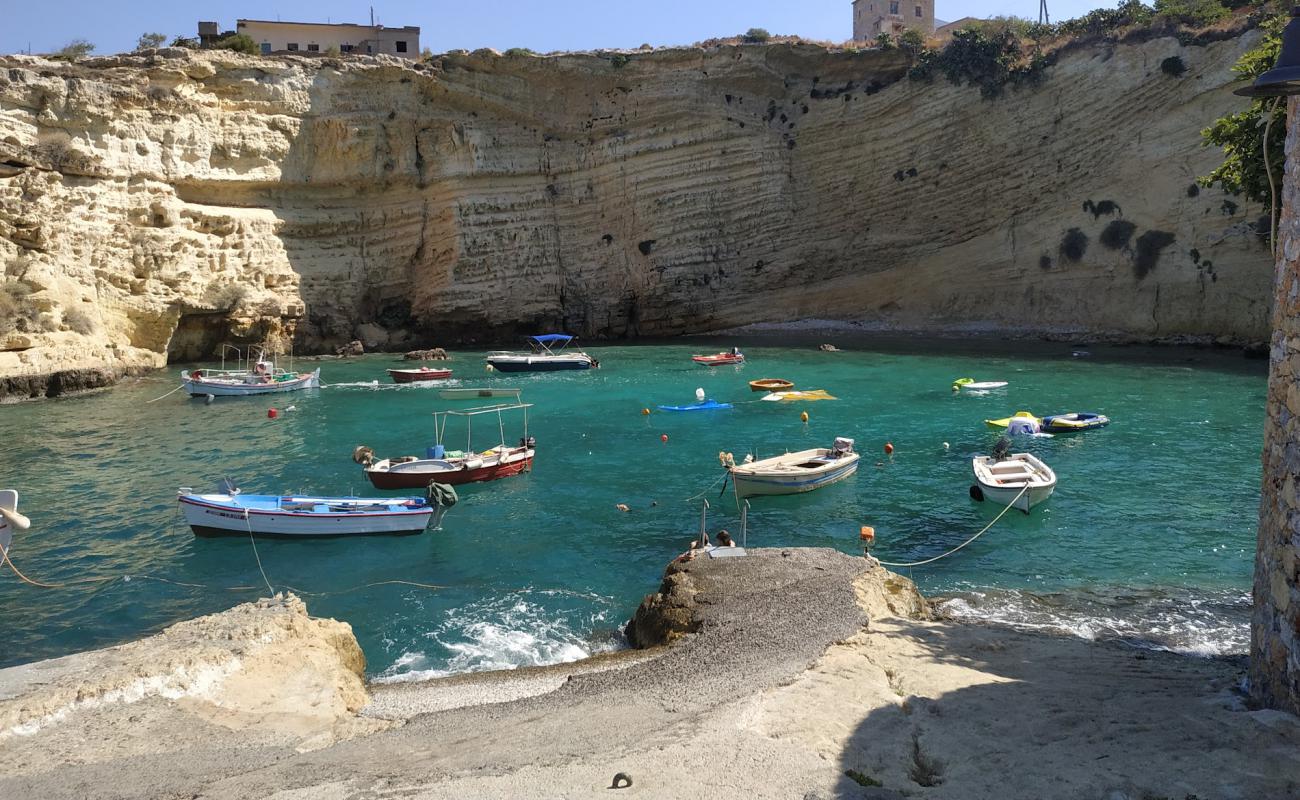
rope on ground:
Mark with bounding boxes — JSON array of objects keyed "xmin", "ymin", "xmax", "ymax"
[
  {"xmin": 145, "ymin": 385, "xmax": 186, "ymax": 404},
  {"xmin": 243, "ymin": 509, "xmax": 276, "ymax": 596},
  {"xmin": 875, "ymin": 485, "xmax": 1028, "ymax": 568}
]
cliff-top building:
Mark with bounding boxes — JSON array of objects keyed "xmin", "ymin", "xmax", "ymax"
[
  {"xmin": 197, "ymin": 19, "xmax": 420, "ymax": 59},
  {"xmin": 852, "ymin": 0, "xmax": 936, "ymax": 39}
]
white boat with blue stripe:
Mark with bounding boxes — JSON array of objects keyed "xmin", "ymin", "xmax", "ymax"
[
  {"xmin": 485, "ymin": 334, "xmax": 599, "ymax": 373},
  {"xmin": 177, "ymin": 489, "xmax": 450, "ymax": 538},
  {"xmin": 728, "ymin": 437, "xmax": 860, "ymax": 498}
]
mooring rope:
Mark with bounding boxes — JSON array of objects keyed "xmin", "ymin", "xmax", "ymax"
[
  {"xmin": 874, "ymin": 485, "xmax": 1029, "ymax": 568},
  {"xmin": 242, "ymin": 509, "xmax": 276, "ymax": 596},
  {"xmin": 684, "ymin": 471, "xmax": 729, "ymax": 502},
  {"xmin": 145, "ymin": 385, "xmax": 186, "ymax": 404}
]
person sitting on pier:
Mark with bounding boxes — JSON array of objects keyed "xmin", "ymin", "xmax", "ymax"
[{"xmin": 716, "ymin": 530, "xmax": 736, "ymax": 547}]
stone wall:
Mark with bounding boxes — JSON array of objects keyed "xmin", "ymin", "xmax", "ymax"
[{"xmin": 1251, "ymin": 99, "xmax": 1300, "ymax": 714}]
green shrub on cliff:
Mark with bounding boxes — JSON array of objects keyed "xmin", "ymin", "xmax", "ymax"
[
  {"xmin": 1199, "ymin": 12, "xmax": 1286, "ymax": 210},
  {"xmin": 213, "ymin": 34, "xmax": 258, "ymax": 55},
  {"xmin": 908, "ymin": 27, "xmax": 1048, "ymax": 98},
  {"xmin": 743, "ymin": 28, "xmax": 772, "ymax": 43},
  {"xmin": 50, "ymin": 39, "xmax": 94, "ymax": 61}
]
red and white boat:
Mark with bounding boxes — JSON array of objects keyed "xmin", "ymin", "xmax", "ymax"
[
  {"xmin": 358, "ymin": 402, "xmax": 536, "ymax": 490},
  {"xmin": 693, "ymin": 350, "xmax": 745, "ymax": 366},
  {"xmin": 388, "ymin": 367, "xmax": 453, "ymax": 383}
]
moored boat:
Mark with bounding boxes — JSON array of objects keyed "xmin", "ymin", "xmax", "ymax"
[
  {"xmin": 986, "ymin": 411, "xmax": 1109, "ymax": 432},
  {"xmin": 486, "ymin": 334, "xmax": 598, "ymax": 373},
  {"xmin": 760, "ymin": 389, "xmax": 837, "ymax": 402},
  {"xmin": 181, "ymin": 347, "xmax": 319, "ymax": 397},
  {"xmin": 728, "ymin": 437, "xmax": 859, "ymax": 498},
  {"xmin": 953, "ymin": 378, "xmax": 1009, "ymax": 391},
  {"xmin": 358, "ymin": 402, "xmax": 536, "ymax": 489},
  {"xmin": 388, "ymin": 367, "xmax": 454, "ymax": 383},
  {"xmin": 177, "ymin": 490, "xmax": 447, "ymax": 537},
  {"xmin": 749, "ymin": 378, "xmax": 794, "ymax": 392},
  {"xmin": 1042, "ymin": 412, "xmax": 1110, "ymax": 432},
  {"xmin": 970, "ymin": 450, "xmax": 1057, "ymax": 513},
  {"xmin": 693, "ymin": 349, "xmax": 745, "ymax": 366},
  {"xmin": 658, "ymin": 399, "xmax": 733, "ymax": 412}
]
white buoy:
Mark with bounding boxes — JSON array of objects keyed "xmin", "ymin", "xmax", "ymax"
[
  {"xmin": 695, "ymin": 387, "xmax": 705, "ymax": 402},
  {"xmin": 943, "ymin": 442, "xmax": 950, "ymax": 450}
]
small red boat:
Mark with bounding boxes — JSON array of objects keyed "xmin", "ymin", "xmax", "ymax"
[
  {"xmin": 693, "ymin": 351, "xmax": 745, "ymax": 366},
  {"xmin": 388, "ymin": 367, "xmax": 453, "ymax": 383}
]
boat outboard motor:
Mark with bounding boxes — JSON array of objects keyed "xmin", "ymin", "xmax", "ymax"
[
  {"xmin": 991, "ymin": 437, "xmax": 1012, "ymax": 462},
  {"xmin": 426, "ymin": 481, "xmax": 459, "ymax": 509},
  {"xmin": 519, "ymin": 435, "xmax": 536, "ymax": 449},
  {"xmin": 832, "ymin": 437, "xmax": 855, "ymax": 457}
]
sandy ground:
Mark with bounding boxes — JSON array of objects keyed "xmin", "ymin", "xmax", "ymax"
[{"xmin": 3, "ymin": 548, "xmax": 1299, "ymax": 799}]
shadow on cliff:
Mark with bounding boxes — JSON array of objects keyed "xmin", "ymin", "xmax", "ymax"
[{"xmin": 820, "ymin": 619, "xmax": 1271, "ymax": 800}]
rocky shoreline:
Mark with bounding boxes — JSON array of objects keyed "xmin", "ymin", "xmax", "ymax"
[{"xmin": 2, "ymin": 546, "xmax": 1297, "ymax": 799}]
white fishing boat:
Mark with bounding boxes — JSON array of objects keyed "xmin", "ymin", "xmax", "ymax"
[
  {"xmin": 181, "ymin": 346, "xmax": 320, "ymax": 397},
  {"xmin": 485, "ymin": 334, "xmax": 599, "ymax": 372},
  {"xmin": 177, "ymin": 488, "xmax": 453, "ymax": 537},
  {"xmin": 728, "ymin": 437, "xmax": 860, "ymax": 498},
  {"xmin": 970, "ymin": 451, "xmax": 1057, "ymax": 513}
]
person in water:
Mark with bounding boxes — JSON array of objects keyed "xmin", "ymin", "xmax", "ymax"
[{"xmin": 716, "ymin": 530, "xmax": 736, "ymax": 547}]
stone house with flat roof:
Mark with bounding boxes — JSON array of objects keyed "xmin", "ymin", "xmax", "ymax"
[
  {"xmin": 852, "ymin": 0, "xmax": 935, "ymax": 39},
  {"xmin": 198, "ymin": 19, "xmax": 420, "ymax": 59}
]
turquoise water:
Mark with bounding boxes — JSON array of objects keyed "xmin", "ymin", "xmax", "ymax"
[{"xmin": 0, "ymin": 338, "xmax": 1265, "ymax": 676}]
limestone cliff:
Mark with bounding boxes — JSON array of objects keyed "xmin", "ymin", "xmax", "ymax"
[{"xmin": 0, "ymin": 34, "xmax": 1274, "ymax": 394}]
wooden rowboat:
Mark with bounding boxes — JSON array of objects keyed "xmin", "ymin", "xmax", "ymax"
[
  {"xmin": 388, "ymin": 367, "xmax": 453, "ymax": 383},
  {"xmin": 749, "ymin": 378, "xmax": 794, "ymax": 392},
  {"xmin": 693, "ymin": 352, "xmax": 745, "ymax": 366}
]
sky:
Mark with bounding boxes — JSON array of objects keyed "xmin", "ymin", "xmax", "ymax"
[{"xmin": 2, "ymin": 0, "xmax": 1121, "ymax": 56}]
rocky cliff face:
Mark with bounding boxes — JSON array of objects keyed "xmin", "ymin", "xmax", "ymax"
[{"xmin": 0, "ymin": 34, "xmax": 1273, "ymax": 392}]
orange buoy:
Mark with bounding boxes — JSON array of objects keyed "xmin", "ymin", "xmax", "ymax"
[
  {"xmin": 800, "ymin": 411, "xmax": 809, "ymax": 423},
  {"xmin": 884, "ymin": 442, "xmax": 894, "ymax": 455},
  {"xmin": 859, "ymin": 526, "xmax": 875, "ymax": 543},
  {"xmin": 267, "ymin": 408, "xmax": 279, "ymax": 419},
  {"xmin": 661, "ymin": 434, "xmax": 669, "ymax": 443},
  {"xmin": 641, "ymin": 408, "xmax": 650, "ymax": 415}
]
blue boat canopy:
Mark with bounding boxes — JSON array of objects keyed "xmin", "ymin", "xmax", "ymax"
[{"xmin": 529, "ymin": 334, "xmax": 574, "ymax": 343}]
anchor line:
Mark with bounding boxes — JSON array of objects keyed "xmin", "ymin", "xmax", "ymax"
[{"xmin": 874, "ymin": 485, "xmax": 1029, "ymax": 568}]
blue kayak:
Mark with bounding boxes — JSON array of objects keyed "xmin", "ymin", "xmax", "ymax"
[{"xmin": 657, "ymin": 400, "xmax": 733, "ymax": 412}]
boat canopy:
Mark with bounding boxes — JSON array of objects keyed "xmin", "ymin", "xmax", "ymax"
[{"xmin": 529, "ymin": 334, "xmax": 574, "ymax": 344}]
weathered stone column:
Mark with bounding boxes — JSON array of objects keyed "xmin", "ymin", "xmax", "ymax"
[{"xmin": 1253, "ymin": 99, "xmax": 1300, "ymax": 714}]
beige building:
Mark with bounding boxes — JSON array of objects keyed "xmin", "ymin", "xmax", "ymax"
[
  {"xmin": 852, "ymin": 0, "xmax": 935, "ymax": 39},
  {"xmin": 211, "ymin": 19, "xmax": 420, "ymax": 59}
]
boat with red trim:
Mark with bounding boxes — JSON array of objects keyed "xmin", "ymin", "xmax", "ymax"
[
  {"xmin": 358, "ymin": 402, "xmax": 536, "ymax": 489},
  {"xmin": 693, "ymin": 348, "xmax": 745, "ymax": 366},
  {"xmin": 388, "ymin": 367, "xmax": 454, "ymax": 383}
]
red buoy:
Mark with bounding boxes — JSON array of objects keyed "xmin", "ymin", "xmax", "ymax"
[
  {"xmin": 884, "ymin": 442, "xmax": 894, "ymax": 455},
  {"xmin": 267, "ymin": 408, "xmax": 279, "ymax": 419},
  {"xmin": 661, "ymin": 434, "xmax": 669, "ymax": 443}
]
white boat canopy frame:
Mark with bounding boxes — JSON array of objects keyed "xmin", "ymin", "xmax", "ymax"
[{"xmin": 432, "ymin": 403, "xmax": 533, "ymax": 451}]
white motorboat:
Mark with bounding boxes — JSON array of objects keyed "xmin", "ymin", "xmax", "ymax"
[
  {"xmin": 970, "ymin": 451, "xmax": 1057, "ymax": 513},
  {"xmin": 728, "ymin": 437, "xmax": 860, "ymax": 498},
  {"xmin": 485, "ymin": 334, "xmax": 598, "ymax": 372},
  {"xmin": 181, "ymin": 346, "xmax": 320, "ymax": 397}
]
